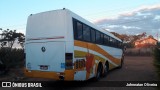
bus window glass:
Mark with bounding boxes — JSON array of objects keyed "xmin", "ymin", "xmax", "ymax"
[
  {"xmin": 104, "ymin": 35, "xmax": 109, "ymax": 45},
  {"xmin": 77, "ymin": 22, "xmax": 83, "ymax": 39},
  {"xmin": 91, "ymin": 29, "xmax": 96, "ymax": 42},
  {"xmin": 100, "ymin": 33, "xmax": 104, "ymax": 44},
  {"xmin": 109, "ymin": 37, "xmax": 113, "ymax": 46},
  {"xmin": 83, "ymin": 25, "xmax": 90, "ymax": 42},
  {"xmin": 96, "ymin": 31, "xmax": 101, "ymax": 44}
]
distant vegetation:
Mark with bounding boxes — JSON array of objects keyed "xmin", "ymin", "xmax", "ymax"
[
  {"xmin": 0, "ymin": 28, "xmax": 25, "ymax": 74},
  {"xmin": 111, "ymin": 32, "xmax": 151, "ymax": 48},
  {"xmin": 0, "ymin": 47, "xmax": 25, "ymax": 68},
  {"xmin": 153, "ymin": 47, "xmax": 160, "ymax": 80}
]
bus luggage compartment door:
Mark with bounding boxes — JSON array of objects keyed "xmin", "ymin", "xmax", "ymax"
[{"xmin": 26, "ymin": 41, "xmax": 65, "ymax": 72}]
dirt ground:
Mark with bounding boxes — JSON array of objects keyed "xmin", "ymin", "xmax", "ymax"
[
  {"xmin": 105, "ymin": 56, "xmax": 158, "ymax": 81},
  {"xmin": 0, "ymin": 56, "xmax": 159, "ymax": 90}
]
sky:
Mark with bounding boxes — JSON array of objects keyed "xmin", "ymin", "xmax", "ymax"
[
  {"xmin": 0, "ymin": 0, "xmax": 160, "ymax": 39},
  {"xmin": 95, "ymin": 4, "xmax": 160, "ymax": 40}
]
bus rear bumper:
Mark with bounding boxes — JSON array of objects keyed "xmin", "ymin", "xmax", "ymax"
[{"xmin": 24, "ymin": 68, "xmax": 75, "ymax": 81}]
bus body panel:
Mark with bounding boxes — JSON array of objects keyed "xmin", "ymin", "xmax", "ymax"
[
  {"xmin": 26, "ymin": 42, "xmax": 65, "ymax": 72},
  {"xmin": 26, "ymin": 10, "xmax": 67, "ymax": 40},
  {"xmin": 98, "ymin": 45, "xmax": 123, "ymax": 59},
  {"xmin": 73, "ymin": 40, "xmax": 122, "ymax": 80},
  {"xmin": 25, "ymin": 9, "xmax": 69, "ymax": 76},
  {"xmin": 65, "ymin": 10, "xmax": 74, "ymax": 53}
]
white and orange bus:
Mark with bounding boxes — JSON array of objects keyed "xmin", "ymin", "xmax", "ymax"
[{"xmin": 24, "ymin": 8, "xmax": 124, "ymax": 81}]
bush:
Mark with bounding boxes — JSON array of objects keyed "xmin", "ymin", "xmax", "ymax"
[
  {"xmin": 153, "ymin": 47, "xmax": 160, "ymax": 80},
  {"xmin": 0, "ymin": 48, "xmax": 25, "ymax": 69}
]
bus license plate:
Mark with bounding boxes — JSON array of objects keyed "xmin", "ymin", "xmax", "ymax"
[{"xmin": 40, "ymin": 65, "xmax": 48, "ymax": 70}]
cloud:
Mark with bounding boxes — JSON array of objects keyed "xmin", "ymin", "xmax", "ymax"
[
  {"xmin": 154, "ymin": 15, "xmax": 160, "ymax": 20},
  {"xmin": 122, "ymin": 26, "xmax": 141, "ymax": 30},
  {"xmin": 95, "ymin": 4, "xmax": 160, "ymax": 39}
]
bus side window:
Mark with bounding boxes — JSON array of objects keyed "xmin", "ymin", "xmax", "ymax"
[
  {"xmin": 117, "ymin": 41, "xmax": 119, "ymax": 48},
  {"xmin": 114, "ymin": 40, "xmax": 116, "ymax": 48},
  {"xmin": 77, "ymin": 22, "xmax": 83, "ymax": 40},
  {"xmin": 112, "ymin": 38, "xmax": 114, "ymax": 47},
  {"xmin": 118, "ymin": 42, "xmax": 121, "ymax": 48},
  {"xmin": 104, "ymin": 35, "xmax": 108, "ymax": 46},
  {"xmin": 100, "ymin": 33, "xmax": 104, "ymax": 44},
  {"xmin": 91, "ymin": 29, "xmax": 95, "ymax": 43},
  {"xmin": 117, "ymin": 40, "xmax": 119, "ymax": 48},
  {"xmin": 73, "ymin": 19, "xmax": 77, "ymax": 39},
  {"xmin": 83, "ymin": 25, "xmax": 90, "ymax": 42},
  {"xmin": 113, "ymin": 39, "xmax": 116, "ymax": 48},
  {"xmin": 108, "ymin": 36, "xmax": 110, "ymax": 46},
  {"xmin": 96, "ymin": 31, "xmax": 101, "ymax": 44},
  {"xmin": 110, "ymin": 37, "xmax": 113, "ymax": 46}
]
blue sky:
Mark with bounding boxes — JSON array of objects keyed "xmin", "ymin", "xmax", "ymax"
[{"xmin": 0, "ymin": 0, "xmax": 160, "ymax": 34}]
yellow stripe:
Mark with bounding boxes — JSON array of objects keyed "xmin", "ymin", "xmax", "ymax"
[
  {"xmin": 74, "ymin": 50, "xmax": 115, "ymax": 70},
  {"xmin": 74, "ymin": 40, "xmax": 121, "ymax": 65},
  {"xmin": 74, "ymin": 50, "xmax": 105, "ymax": 62},
  {"xmin": 24, "ymin": 68, "xmax": 75, "ymax": 80}
]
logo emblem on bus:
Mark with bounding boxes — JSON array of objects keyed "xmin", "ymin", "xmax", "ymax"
[{"xmin": 41, "ymin": 47, "xmax": 46, "ymax": 52}]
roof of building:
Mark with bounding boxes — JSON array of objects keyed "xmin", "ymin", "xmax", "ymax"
[{"xmin": 135, "ymin": 37, "xmax": 158, "ymax": 43}]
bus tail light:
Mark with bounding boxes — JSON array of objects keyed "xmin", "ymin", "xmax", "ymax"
[{"xmin": 65, "ymin": 53, "xmax": 73, "ymax": 70}]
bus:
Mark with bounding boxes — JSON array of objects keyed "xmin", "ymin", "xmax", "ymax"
[{"xmin": 24, "ymin": 8, "xmax": 124, "ymax": 81}]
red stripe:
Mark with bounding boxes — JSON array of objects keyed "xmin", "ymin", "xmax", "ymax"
[{"xmin": 27, "ymin": 36, "xmax": 64, "ymax": 41}]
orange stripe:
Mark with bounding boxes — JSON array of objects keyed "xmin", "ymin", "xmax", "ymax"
[
  {"xmin": 74, "ymin": 40, "xmax": 121, "ymax": 65},
  {"xmin": 24, "ymin": 68, "xmax": 75, "ymax": 80}
]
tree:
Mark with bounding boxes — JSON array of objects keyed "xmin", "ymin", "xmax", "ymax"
[
  {"xmin": 111, "ymin": 32, "xmax": 147, "ymax": 48},
  {"xmin": 148, "ymin": 35, "xmax": 154, "ymax": 38},
  {"xmin": 17, "ymin": 33, "xmax": 25, "ymax": 49},
  {"xmin": 0, "ymin": 28, "xmax": 25, "ymax": 72},
  {"xmin": 0, "ymin": 28, "xmax": 25, "ymax": 49}
]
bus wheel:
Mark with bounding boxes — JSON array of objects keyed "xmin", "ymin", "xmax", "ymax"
[
  {"xmin": 119, "ymin": 58, "xmax": 124, "ymax": 68},
  {"xmin": 94, "ymin": 63, "xmax": 102, "ymax": 81},
  {"xmin": 103, "ymin": 62, "xmax": 109, "ymax": 77}
]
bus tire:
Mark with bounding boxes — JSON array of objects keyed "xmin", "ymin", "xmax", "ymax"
[
  {"xmin": 118, "ymin": 58, "xmax": 124, "ymax": 68},
  {"xmin": 102, "ymin": 62, "xmax": 109, "ymax": 77},
  {"xmin": 94, "ymin": 63, "xmax": 102, "ymax": 81}
]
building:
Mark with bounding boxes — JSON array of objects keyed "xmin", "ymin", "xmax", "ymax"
[{"xmin": 134, "ymin": 37, "xmax": 158, "ymax": 48}]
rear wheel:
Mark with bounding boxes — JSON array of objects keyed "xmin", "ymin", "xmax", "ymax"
[
  {"xmin": 103, "ymin": 62, "xmax": 109, "ymax": 77},
  {"xmin": 119, "ymin": 57, "xmax": 124, "ymax": 68},
  {"xmin": 94, "ymin": 64, "xmax": 102, "ymax": 81}
]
